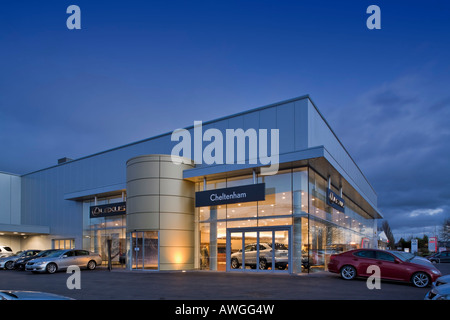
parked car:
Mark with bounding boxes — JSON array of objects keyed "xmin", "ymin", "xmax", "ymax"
[
  {"xmin": 425, "ymin": 283, "xmax": 450, "ymax": 300},
  {"xmin": 0, "ymin": 246, "xmax": 14, "ymax": 258},
  {"xmin": 431, "ymin": 274, "xmax": 450, "ymax": 288},
  {"xmin": 230, "ymin": 242, "xmax": 288, "ymax": 270},
  {"xmin": 389, "ymin": 251, "xmax": 433, "ymax": 266},
  {"xmin": 427, "ymin": 251, "xmax": 450, "ymax": 264},
  {"xmin": 0, "ymin": 250, "xmax": 41, "ymax": 270},
  {"xmin": 327, "ymin": 249, "xmax": 442, "ymax": 288},
  {"xmin": 13, "ymin": 249, "xmax": 60, "ymax": 270},
  {"xmin": 0, "ymin": 290, "xmax": 74, "ymax": 300},
  {"xmin": 25, "ymin": 249, "xmax": 102, "ymax": 273}
]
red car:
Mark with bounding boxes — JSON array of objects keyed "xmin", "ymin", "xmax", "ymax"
[{"xmin": 327, "ymin": 249, "xmax": 442, "ymax": 288}]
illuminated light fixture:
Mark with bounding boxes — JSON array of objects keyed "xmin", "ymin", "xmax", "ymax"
[
  {"xmin": 173, "ymin": 253, "xmax": 184, "ymax": 264},
  {"xmin": 238, "ymin": 204, "xmax": 241, "ymax": 206}
]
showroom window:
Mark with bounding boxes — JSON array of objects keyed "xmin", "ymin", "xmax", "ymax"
[
  {"xmin": 82, "ymin": 195, "xmax": 127, "ymax": 268},
  {"xmin": 53, "ymin": 239, "xmax": 74, "ymax": 249}
]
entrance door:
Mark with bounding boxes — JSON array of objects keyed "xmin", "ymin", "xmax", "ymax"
[
  {"xmin": 131, "ymin": 231, "xmax": 159, "ymax": 270},
  {"xmin": 227, "ymin": 226, "xmax": 291, "ymax": 273}
]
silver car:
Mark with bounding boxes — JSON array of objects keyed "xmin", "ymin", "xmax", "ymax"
[
  {"xmin": 230, "ymin": 242, "xmax": 289, "ymax": 270},
  {"xmin": 25, "ymin": 249, "xmax": 102, "ymax": 273},
  {"xmin": 0, "ymin": 250, "xmax": 41, "ymax": 270},
  {"xmin": 0, "ymin": 290, "xmax": 74, "ymax": 300},
  {"xmin": 425, "ymin": 282, "xmax": 450, "ymax": 300}
]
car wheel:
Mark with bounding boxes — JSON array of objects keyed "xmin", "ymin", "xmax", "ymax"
[
  {"xmin": 87, "ymin": 260, "xmax": 97, "ymax": 270},
  {"xmin": 340, "ymin": 265, "xmax": 357, "ymax": 280},
  {"xmin": 411, "ymin": 272, "xmax": 430, "ymax": 288},
  {"xmin": 46, "ymin": 263, "xmax": 57, "ymax": 274},
  {"xmin": 5, "ymin": 261, "xmax": 14, "ymax": 270},
  {"xmin": 259, "ymin": 258, "xmax": 267, "ymax": 270},
  {"xmin": 230, "ymin": 258, "xmax": 240, "ymax": 269}
]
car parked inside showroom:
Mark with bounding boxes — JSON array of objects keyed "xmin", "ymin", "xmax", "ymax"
[
  {"xmin": 0, "ymin": 250, "xmax": 41, "ymax": 270},
  {"xmin": 25, "ymin": 249, "xmax": 102, "ymax": 274},
  {"xmin": 13, "ymin": 249, "xmax": 60, "ymax": 270},
  {"xmin": 230, "ymin": 242, "xmax": 288, "ymax": 270},
  {"xmin": 327, "ymin": 248, "xmax": 442, "ymax": 288}
]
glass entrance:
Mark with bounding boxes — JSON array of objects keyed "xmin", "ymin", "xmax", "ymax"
[
  {"xmin": 227, "ymin": 226, "xmax": 291, "ymax": 273},
  {"xmin": 131, "ymin": 231, "xmax": 159, "ymax": 270}
]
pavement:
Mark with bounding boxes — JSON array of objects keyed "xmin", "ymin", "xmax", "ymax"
[{"xmin": 1, "ymin": 263, "xmax": 449, "ymax": 300}]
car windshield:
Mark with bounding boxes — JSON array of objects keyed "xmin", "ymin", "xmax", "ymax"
[
  {"xmin": 267, "ymin": 243, "xmax": 288, "ymax": 250},
  {"xmin": 37, "ymin": 250, "xmax": 57, "ymax": 257}
]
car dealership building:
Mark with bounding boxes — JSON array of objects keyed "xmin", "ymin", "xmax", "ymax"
[{"xmin": 0, "ymin": 95, "xmax": 382, "ymax": 273}]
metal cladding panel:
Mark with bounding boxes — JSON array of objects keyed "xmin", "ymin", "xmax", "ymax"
[
  {"xmin": 276, "ymin": 102, "xmax": 295, "ymax": 155},
  {"xmin": 0, "ymin": 172, "xmax": 21, "ymax": 225},
  {"xmin": 306, "ymin": 100, "xmax": 377, "ymax": 207}
]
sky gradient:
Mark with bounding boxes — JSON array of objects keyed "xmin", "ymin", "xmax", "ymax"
[{"xmin": 1, "ymin": 1, "xmax": 449, "ymax": 241}]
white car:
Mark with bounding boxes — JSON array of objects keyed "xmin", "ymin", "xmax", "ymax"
[
  {"xmin": 230, "ymin": 242, "xmax": 288, "ymax": 270},
  {"xmin": 0, "ymin": 246, "xmax": 14, "ymax": 258}
]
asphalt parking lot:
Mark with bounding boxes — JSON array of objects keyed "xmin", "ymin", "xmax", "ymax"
[{"xmin": 1, "ymin": 263, "xmax": 449, "ymax": 300}]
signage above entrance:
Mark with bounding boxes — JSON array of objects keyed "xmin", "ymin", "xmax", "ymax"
[
  {"xmin": 90, "ymin": 202, "xmax": 126, "ymax": 218},
  {"xmin": 195, "ymin": 183, "xmax": 265, "ymax": 207},
  {"xmin": 326, "ymin": 188, "xmax": 345, "ymax": 212}
]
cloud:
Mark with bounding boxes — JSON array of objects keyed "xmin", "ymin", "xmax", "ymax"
[
  {"xmin": 325, "ymin": 68, "xmax": 450, "ymax": 240},
  {"xmin": 409, "ymin": 208, "xmax": 444, "ymax": 218}
]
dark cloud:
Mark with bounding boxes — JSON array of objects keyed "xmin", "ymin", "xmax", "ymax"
[{"xmin": 327, "ymin": 72, "xmax": 450, "ymax": 240}]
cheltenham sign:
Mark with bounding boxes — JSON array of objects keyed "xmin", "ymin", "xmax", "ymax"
[{"xmin": 195, "ymin": 184, "xmax": 265, "ymax": 207}]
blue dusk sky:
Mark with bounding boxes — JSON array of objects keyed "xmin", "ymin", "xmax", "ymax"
[{"xmin": 0, "ymin": 1, "xmax": 449, "ymax": 241}]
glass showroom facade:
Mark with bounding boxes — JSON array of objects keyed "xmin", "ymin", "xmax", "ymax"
[
  {"xmin": 197, "ymin": 167, "xmax": 375, "ymax": 273},
  {"xmin": 1, "ymin": 95, "xmax": 381, "ymax": 274}
]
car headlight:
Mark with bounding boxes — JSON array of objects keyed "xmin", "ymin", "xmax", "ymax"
[
  {"xmin": 34, "ymin": 261, "xmax": 46, "ymax": 265},
  {"xmin": 431, "ymin": 269, "xmax": 440, "ymax": 274}
]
